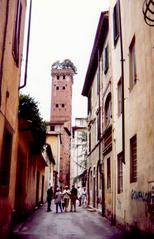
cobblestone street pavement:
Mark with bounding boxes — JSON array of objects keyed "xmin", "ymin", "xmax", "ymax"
[{"xmin": 12, "ymin": 204, "xmax": 123, "ymax": 239}]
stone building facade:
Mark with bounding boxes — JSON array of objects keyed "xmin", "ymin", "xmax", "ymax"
[
  {"xmin": 82, "ymin": 11, "xmax": 109, "ymax": 214},
  {"xmin": 0, "ymin": 1, "xmax": 27, "ymax": 238},
  {"xmin": 82, "ymin": 0, "xmax": 154, "ymax": 234},
  {"xmin": 110, "ymin": 0, "xmax": 154, "ymax": 233}
]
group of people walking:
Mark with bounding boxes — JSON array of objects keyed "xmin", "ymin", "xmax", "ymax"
[{"xmin": 47, "ymin": 184, "xmax": 87, "ymax": 213}]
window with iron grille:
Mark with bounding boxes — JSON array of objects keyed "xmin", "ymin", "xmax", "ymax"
[
  {"xmin": 129, "ymin": 36, "xmax": 137, "ymax": 90},
  {"xmin": 113, "ymin": 1, "xmax": 120, "ymax": 46},
  {"xmin": 107, "ymin": 157, "xmax": 111, "ymax": 189},
  {"xmin": 130, "ymin": 135, "xmax": 137, "ymax": 183},
  {"xmin": 117, "ymin": 152, "xmax": 123, "ymax": 193},
  {"xmin": 12, "ymin": 0, "xmax": 22, "ymax": 67}
]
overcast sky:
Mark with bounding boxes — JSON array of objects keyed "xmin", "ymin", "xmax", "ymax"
[{"xmin": 21, "ymin": 0, "xmax": 109, "ymax": 124}]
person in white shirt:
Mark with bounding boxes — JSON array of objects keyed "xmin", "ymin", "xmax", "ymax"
[{"xmin": 62, "ymin": 185, "xmax": 71, "ymax": 212}]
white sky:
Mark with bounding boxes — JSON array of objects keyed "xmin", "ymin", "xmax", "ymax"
[{"xmin": 21, "ymin": 0, "xmax": 109, "ymax": 124}]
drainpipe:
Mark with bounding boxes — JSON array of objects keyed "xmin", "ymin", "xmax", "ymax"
[
  {"xmin": 119, "ymin": 0, "xmax": 125, "ymax": 164},
  {"xmin": 97, "ymin": 49, "xmax": 105, "ymax": 216},
  {"xmin": 0, "ymin": 0, "xmax": 10, "ymax": 106},
  {"xmin": 19, "ymin": 0, "xmax": 32, "ymax": 89}
]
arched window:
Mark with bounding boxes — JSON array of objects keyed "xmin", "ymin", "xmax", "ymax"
[{"xmin": 105, "ymin": 93, "xmax": 112, "ymax": 128}]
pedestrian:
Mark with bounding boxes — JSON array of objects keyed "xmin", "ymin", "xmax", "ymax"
[
  {"xmin": 47, "ymin": 186, "xmax": 53, "ymax": 212},
  {"xmin": 63, "ymin": 185, "xmax": 71, "ymax": 212},
  {"xmin": 77, "ymin": 186, "xmax": 82, "ymax": 206},
  {"xmin": 70, "ymin": 184, "xmax": 78, "ymax": 212},
  {"xmin": 81, "ymin": 187, "xmax": 87, "ymax": 207},
  {"xmin": 54, "ymin": 187, "xmax": 63, "ymax": 213}
]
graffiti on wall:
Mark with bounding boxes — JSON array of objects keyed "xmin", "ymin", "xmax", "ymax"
[
  {"xmin": 131, "ymin": 183, "xmax": 154, "ymax": 214},
  {"xmin": 131, "ymin": 190, "xmax": 149, "ymax": 201}
]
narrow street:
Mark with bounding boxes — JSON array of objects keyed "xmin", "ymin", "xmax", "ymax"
[{"xmin": 11, "ymin": 204, "xmax": 123, "ymax": 239}]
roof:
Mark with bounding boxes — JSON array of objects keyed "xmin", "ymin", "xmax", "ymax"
[
  {"xmin": 46, "ymin": 143, "xmax": 56, "ymax": 165},
  {"xmin": 82, "ymin": 11, "xmax": 109, "ymax": 96}
]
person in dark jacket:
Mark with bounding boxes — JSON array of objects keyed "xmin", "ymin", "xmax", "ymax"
[
  {"xmin": 70, "ymin": 184, "xmax": 78, "ymax": 212},
  {"xmin": 47, "ymin": 186, "xmax": 53, "ymax": 212}
]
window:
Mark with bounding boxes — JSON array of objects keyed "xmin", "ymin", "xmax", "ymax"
[
  {"xmin": 97, "ymin": 68, "xmax": 100, "ymax": 95},
  {"xmin": 104, "ymin": 44, "xmax": 109, "ymax": 74},
  {"xmin": 62, "ymin": 86, "xmax": 65, "ymax": 90},
  {"xmin": 113, "ymin": 1, "xmax": 120, "ymax": 46},
  {"xmin": 57, "ymin": 75, "xmax": 59, "ymax": 80},
  {"xmin": 107, "ymin": 158, "xmax": 111, "ymax": 189},
  {"xmin": 56, "ymin": 86, "xmax": 59, "ymax": 90},
  {"xmin": 117, "ymin": 78, "xmax": 122, "ymax": 117},
  {"xmin": 56, "ymin": 104, "xmax": 59, "ymax": 108},
  {"xmin": 61, "ymin": 104, "xmax": 65, "ymax": 108},
  {"xmin": 88, "ymin": 92, "xmax": 91, "ymax": 115},
  {"xmin": 50, "ymin": 125, "xmax": 55, "ymax": 131},
  {"xmin": 89, "ymin": 132, "xmax": 91, "ymax": 152},
  {"xmin": 105, "ymin": 93, "xmax": 112, "ymax": 128},
  {"xmin": 97, "ymin": 111, "xmax": 100, "ymax": 141},
  {"xmin": 117, "ymin": 152, "xmax": 123, "ymax": 193},
  {"xmin": 130, "ymin": 135, "xmax": 137, "ymax": 183},
  {"xmin": 129, "ymin": 36, "xmax": 137, "ymax": 90},
  {"xmin": 63, "ymin": 75, "xmax": 65, "ymax": 79},
  {"xmin": 0, "ymin": 124, "xmax": 13, "ymax": 195},
  {"xmin": 12, "ymin": 0, "xmax": 22, "ymax": 66}
]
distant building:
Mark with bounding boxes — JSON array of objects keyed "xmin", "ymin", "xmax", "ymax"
[
  {"xmin": 45, "ymin": 122, "xmax": 61, "ymax": 192},
  {"xmin": 50, "ymin": 66, "xmax": 75, "ymax": 188},
  {"xmin": 71, "ymin": 117, "xmax": 88, "ymax": 187}
]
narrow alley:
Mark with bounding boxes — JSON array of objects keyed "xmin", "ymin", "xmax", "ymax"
[
  {"xmin": 1, "ymin": 1, "xmax": 154, "ymax": 238},
  {"xmin": 11, "ymin": 204, "xmax": 123, "ymax": 239}
]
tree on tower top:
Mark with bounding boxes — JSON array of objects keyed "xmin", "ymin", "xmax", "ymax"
[{"xmin": 51, "ymin": 59, "xmax": 77, "ymax": 74}]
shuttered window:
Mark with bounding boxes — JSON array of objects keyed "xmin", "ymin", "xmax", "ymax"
[
  {"xmin": 113, "ymin": 1, "xmax": 120, "ymax": 46},
  {"xmin": 104, "ymin": 44, "xmax": 109, "ymax": 74},
  {"xmin": 12, "ymin": 0, "xmax": 22, "ymax": 67},
  {"xmin": 107, "ymin": 157, "xmax": 111, "ymax": 189},
  {"xmin": 129, "ymin": 36, "xmax": 137, "ymax": 90},
  {"xmin": 117, "ymin": 78, "xmax": 122, "ymax": 117}
]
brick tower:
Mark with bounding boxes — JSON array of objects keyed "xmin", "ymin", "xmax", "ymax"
[{"xmin": 50, "ymin": 65, "xmax": 74, "ymax": 188}]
